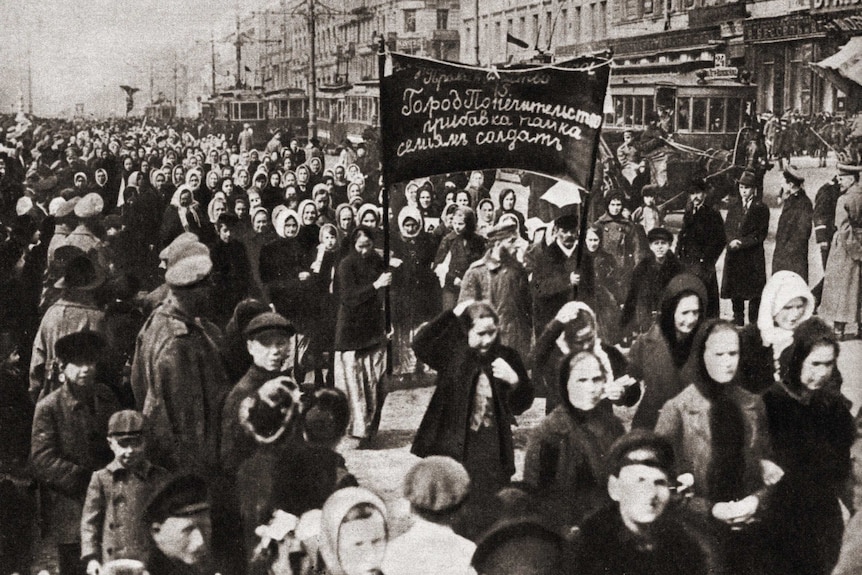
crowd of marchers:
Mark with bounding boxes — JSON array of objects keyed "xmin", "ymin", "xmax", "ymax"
[{"xmin": 1, "ymin": 112, "xmax": 862, "ymax": 575}]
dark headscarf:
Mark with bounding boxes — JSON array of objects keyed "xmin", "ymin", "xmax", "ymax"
[
  {"xmin": 659, "ymin": 273, "xmax": 708, "ymax": 369},
  {"xmin": 684, "ymin": 319, "xmax": 746, "ymax": 503}
]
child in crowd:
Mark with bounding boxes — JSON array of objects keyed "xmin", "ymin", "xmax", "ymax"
[
  {"xmin": 81, "ymin": 410, "xmax": 169, "ymax": 573},
  {"xmin": 631, "ymin": 184, "xmax": 664, "ymax": 234},
  {"xmin": 621, "ymin": 227, "xmax": 683, "ymax": 336}
]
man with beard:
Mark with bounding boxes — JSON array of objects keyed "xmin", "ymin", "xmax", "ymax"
[
  {"xmin": 459, "ymin": 220, "xmax": 532, "ymax": 361},
  {"xmin": 676, "ymin": 179, "xmax": 725, "ymax": 318},
  {"xmin": 572, "ymin": 430, "xmax": 718, "ymax": 575}
]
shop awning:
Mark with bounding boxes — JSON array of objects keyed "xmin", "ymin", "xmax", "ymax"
[{"xmin": 810, "ymin": 37, "xmax": 862, "ymax": 96}]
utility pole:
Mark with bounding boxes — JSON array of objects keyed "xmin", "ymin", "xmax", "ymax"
[
  {"xmin": 210, "ymin": 33, "xmax": 217, "ymax": 95},
  {"xmin": 235, "ymin": 14, "xmax": 243, "ymax": 88},
  {"xmin": 26, "ymin": 42, "xmax": 33, "ymax": 114},
  {"xmin": 307, "ymin": 0, "xmax": 317, "ymax": 141},
  {"xmin": 474, "ymin": 0, "xmax": 480, "ymax": 65},
  {"xmin": 149, "ymin": 62, "xmax": 154, "ymax": 104},
  {"xmin": 173, "ymin": 56, "xmax": 178, "ymax": 107}
]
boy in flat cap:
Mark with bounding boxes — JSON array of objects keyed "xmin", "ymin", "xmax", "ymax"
[
  {"xmin": 221, "ymin": 312, "xmax": 297, "ymax": 475},
  {"xmin": 145, "ymin": 474, "xmax": 214, "ymax": 575},
  {"xmin": 383, "ymin": 456, "xmax": 475, "ymax": 575},
  {"xmin": 81, "ymin": 410, "xmax": 170, "ymax": 573},
  {"xmin": 571, "ymin": 430, "xmax": 718, "ymax": 575},
  {"xmin": 31, "ymin": 331, "xmax": 122, "ymax": 575},
  {"xmin": 621, "ymin": 227, "xmax": 683, "ymax": 337}
]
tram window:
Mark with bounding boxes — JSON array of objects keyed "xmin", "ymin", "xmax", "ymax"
[
  {"xmin": 613, "ymin": 96, "xmax": 623, "ymax": 125},
  {"xmin": 676, "ymin": 98, "xmax": 691, "ymax": 131},
  {"xmin": 708, "ymin": 98, "xmax": 725, "ymax": 132},
  {"xmin": 239, "ymin": 103, "xmax": 258, "ymax": 120},
  {"xmin": 692, "ymin": 98, "xmax": 707, "ymax": 131},
  {"xmin": 726, "ymin": 98, "xmax": 741, "ymax": 132},
  {"xmin": 633, "ymin": 97, "xmax": 642, "ymax": 127}
]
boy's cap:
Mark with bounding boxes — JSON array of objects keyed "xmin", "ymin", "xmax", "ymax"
[
  {"xmin": 641, "ymin": 184, "xmax": 660, "ymax": 197},
  {"xmin": 647, "ymin": 227, "xmax": 673, "ymax": 244},
  {"xmin": 404, "ymin": 456, "xmax": 471, "ymax": 513},
  {"xmin": 243, "ymin": 312, "xmax": 295, "ymax": 339},
  {"xmin": 606, "ymin": 429, "xmax": 675, "ymax": 478},
  {"xmin": 145, "ymin": 474, "xmax": 210, "ymax": 525},
  {"xmin": 164, "ymin": 242, "xmax": 212, "ymax": 287},
  {"xmin": 108, "ymin": 410, "xmax": 145, "ymax": 437}
]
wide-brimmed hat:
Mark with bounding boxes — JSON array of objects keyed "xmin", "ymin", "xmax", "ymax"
[{"xmin": 55, "ymin": 255, "xmax": 106, "ymax": 290}]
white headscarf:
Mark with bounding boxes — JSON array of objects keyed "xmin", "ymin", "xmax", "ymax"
[
  {"xmin": 757, "ymin": 270, "xmax": 816, "ymax": 361},
  {"xmin": 554, "ymin": 301, "xmax": 615, "ymax": 381}
]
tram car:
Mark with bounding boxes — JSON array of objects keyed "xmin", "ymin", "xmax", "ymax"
[{"xmin": 144, "ymin": 101, "xmax": 177, "ymax": 123}]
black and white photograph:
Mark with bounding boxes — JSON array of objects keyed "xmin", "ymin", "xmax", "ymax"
[{"xmin": 1, "ymin": 0, "xmax": 862, "ymax": 574}]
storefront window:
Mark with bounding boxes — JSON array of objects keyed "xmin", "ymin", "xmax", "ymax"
[{"xmin": 692, "ymin": 98, "xmax": 707, "ymax": 131}]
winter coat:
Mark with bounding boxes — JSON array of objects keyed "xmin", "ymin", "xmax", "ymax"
[
  {"xmin": 629, "ymin": 273, "xmax": 707, "ymax": 430},
  {"xmin": 63, "ymin": 225, "xmax": 109, "ymax": 270},
  {"xmin": 773, "ymin": 191, "xmax": 813, "ymax": 281},
  {"xmin": 820, "ymin": 184, "xmax": 862, "ymax": 324},
  {"xmin": 130, "ymin": 296, "xmax": 230, "ymax": 475},
  {"xmin": 762, "ymin": 383, "xmax": 854, "ymax": 575},
  {"xmin": 334, "ymin": 250, "xmax": 386, "ymax": 351},
  {"xmin": 434, "ymin": 232, "xmax": 486, "ymax": 291},
  {"xmin": 813, "ymin": 179, "xmax": 843, "ymax": 248},
  {"xmin": 411, "ymin": 310, "xmax": 533, "ymax": 476},
  {"xmin": 621, "ymin": 252, "xmax": 683, "ymax": 334},
  {"xmin": 80, "ymin": 460, "xmax": 170, "ymax": 564},
  {"xmin": 258, "ymin": 237, "xmax": 316, "ymax": 330},
  {"xmin": 576, "ymin": 248, "xmax": 622, "ymax": 342},
  {"xmin": 721, "ymin": 197, "xmax": 769, "ymax": 300},
  {"xmin": 676, "ymin": 204, "xmax": 725, "ymax": 316},
  {"xmin": 210, "ymin": 240, "xmax": 252, "ymax": 325},
  {"xmin": 220, "ymin": 364, "xmax": 293, "ymax": 475},
  {"xmin": 390, "ymin": 232, "xmax": 440, "ymax": 326},
  {"xmin": 525, "ymin": 241, "xmax": 579, "ymax": 338},
  {"xmin": 29, "ymin": 296, "xmax": 106, "ymax": 401},
  {"xmin": 572, "ymin": 504, "xmax": 719, "ymax": 575},
  {"xmin": 523, "ymin": 404, "xmax": 624, "ymax": 528},
  {"xmin": 458, "ymin": 257, "xmax": 533, "ymax": 361},
  {"xmin": 30, "ymin": 383, "xmax": 120, "ymax": 543},
  {"xmin": 594, "ymin": 212, "xmax": 648, "ymax": 295},
  {"xmin": 655, "ymin": 383, "xmax": 771, "ymax": 514}
]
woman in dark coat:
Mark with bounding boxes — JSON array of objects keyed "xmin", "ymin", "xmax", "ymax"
[
  {"xmin": 629, "ymin": 273, "xmax": 708, "ymax": 430},
  {"xmin": 523, "ymin": 349, "xmax": 637, "ymax": 530},
  {"xmin": 434, "ymin": 206, "xmax": 486, "ymax": 310},
  {"xmin": 722, "ymin": 174, "xmax": 770, "ymax": 326},
  {"xmin": 411, "ymin": 301, "xmax": 533, "ymax": 495},
  {"xmin": 762, "ymin": 317, "xmax": 854, "ymax": 575},
  {"xmin": 594, "ymin": 192, "xmax": 648, "ymax": 300},
  {"xmin": 390, "ymin": 207, "xmax": 440, "ymax": 376},
  {"xmin": 159, "ymin": 185, "xmax": 209, "ymax": 248},
  {"xmin": 333, "ymin": 226, "xmax": 390, "ymax": 442},
  {"xmin": 578, "ymin": 223, "xmax": 622, "ymax": 344}
]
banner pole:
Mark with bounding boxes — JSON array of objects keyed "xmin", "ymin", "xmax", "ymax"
[{"xmin": 377, "ymin": 37, "xmax": 393, "ymax": 376}]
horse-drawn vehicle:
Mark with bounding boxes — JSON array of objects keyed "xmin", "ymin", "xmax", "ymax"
[{"xmin": 596, "ymin": 70, "xmax": 763, "ymax": 212}]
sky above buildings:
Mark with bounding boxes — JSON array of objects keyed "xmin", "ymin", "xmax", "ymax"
[{"xmin": 0, "ymin": 0, "xmax": 244, "ymax": 117}]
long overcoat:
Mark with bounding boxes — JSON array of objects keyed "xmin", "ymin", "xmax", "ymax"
[
  {"xmin": 820, "ymin": 184, "xmax": 862, "ymax": 324},
  {"xmin": 411, "ymin": 310, "xmax": 533, "ymax": 476},
  {"xmin": 30, "ymin": 383, "xmax": 120, "ymax": 544},
  {"xmin": 130, "ymin": 296, "xmax": 230, "ymax": 474},
  {"xmin": 772, "ymin": 191, "xmax": 813, "ymax": 281},
  {"xmin": 721, "ymin": 197, "xmax": 770, "ymax": 300}
]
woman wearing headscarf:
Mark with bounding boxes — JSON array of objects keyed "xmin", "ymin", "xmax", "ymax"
[
  {"xmin": 259, "ymin": 208, "xmax": 306, "ymax": 318},
  {"xmin": 233, "ymin": 167, "xmax": 250, "ymax": 195},
  {"xmin": 296, "ymin": 199, "xmax": 322, "ymax": 259},
  {"xmin": 185, "ymin": 167, "xmax": 207, "ymax": 207},
  {"xmin": 331, "ymin": 165, "xmax": 350, "ymax": 207},
  {"xmin": 90, "ymin": 168, "xmax": 111, "ymax": 209},
  {"xmin": 411, "ymin": 300, "xmax": 533, "ymax": 495},
  {"xmin": 390, "ymin": 207, "xmax": 440, "ymax": 376},
  {"xmin": 334, "ymin": 204, "xmax": 357, "ymax": 253},
  {"xmin": 356, "ymin": 204, "xmax": 384, "ymax": 249},
  {"xmin": 738, "ymin": 271, "xmax": 816, "ymax": 394},
  {"xmin": 494, "ymin": 188, "xmax": 526, "ymax": 239},
  {"xmin": 159, "ymin": 185, "xmax": 208, "ymax": 248},
  {"xmin": 207, "ymin": 195, "xmax": 229, "ymax": 243},
  {"xmin": 656, "ymin": 319, "xmax": 777, "ymax": 575},
  {"xmin": 629, "ymin": 273, "xmax": 708, "ymax": 429},
  {"xmin": 475, "ymin": 198, "xmax": 496, "ymax": 238},
  {"xmin": 333, "ymin": 226, "xmax": 391, "ymax": 443},
  {"xmin": 307, "ymin": 157, "xmax": 325, "ymax": 191},
  {"xmin": 261, "ymin": 170, "xmax": 284, "ymax": 214},
  {"xmin": 524, "ymin": 349, "xmax": 637, "ymax": 530},
  {"xmin": 295, "ymin": 164, "xmax": 312, "ymax": 202},
  {"xmin": 434, "ymin": 206, "xmax": 486, "ymax": 311},
  {"xmin": 301, "ymin": 487, "xmax": 389, "ymax": 575},
  {"xmin": 531, "ymin": 301, "xmax": 638, "ymax": 415},
  {"xmin": 595, "ymin": 191, "xmax": 649, "ymax": 301},
  {"xmin": 245, "ymin": 207, "xmax": 275, "ymax": 302},
  {"xmin": 116, "ymin": 155, "xmax": 137, "ymax": 209},
  {"xmin": 762, "ymin": 317, "xmax": 854, "ymax": 575},
  {"xmin": 203, "ymin": 169, "xmax": 222, "ymax": 206},
  {"xmin": 575, "ymin": 223, "xmax": 621, "ymax": 343}
]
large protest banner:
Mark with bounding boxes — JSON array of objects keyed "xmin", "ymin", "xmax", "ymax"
[{"xmin": 379, "ymin": 53, "xmax": 611, "ymax": 190}]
